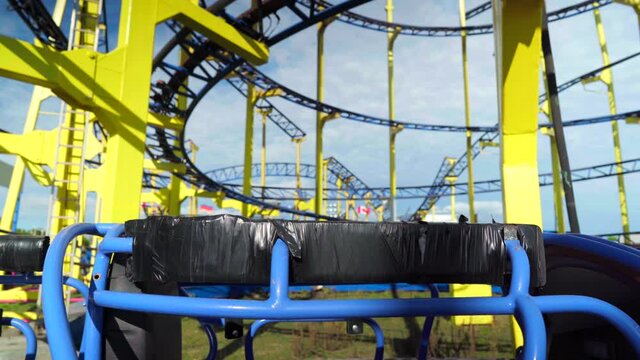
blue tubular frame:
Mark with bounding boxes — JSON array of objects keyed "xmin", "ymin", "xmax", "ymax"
[
  {"xmin": 0, "ymin": 272, "xmax": 90, "ymax": 359},
  {"xmin": 2, "ymin": 317, "xmax": 37, "ymax": 360},
  {"xmin": 417, "ymin": 283, "xmax": 439, "ymax": 360},
  {"xmin": 201, "ymin": 323, "xmax": 218, "ymax": 360},
  {"xmin": 244, "ymin": 318, "xmax": 384, "ymax": 360},
  {"xmin": 43, "ymin": 224, "xmax": 640, "ymax": 360}
]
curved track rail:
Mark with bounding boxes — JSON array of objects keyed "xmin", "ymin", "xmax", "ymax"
[
  {"xmin": 297, "ymin": 0, "xmax": 612, "ymax": 38},
  {"xmin": 152, "ymin": 157, "xmax": 640, "ymax": 202},
  {"xmin": 146, "ymin": 0, "xmax": 372, "ymax": 219},
  {"xmin": 146, "ymin": 0, "xmax": 631, "ymax": 219}
]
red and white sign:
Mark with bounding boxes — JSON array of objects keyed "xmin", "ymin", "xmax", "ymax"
[
  {"xmin": 356, "ymin": 206, "xmax": 371, "ymax": 215},
  {"xmin": 199, "ymin": 204, "xmax": 214, "ymax": 214}
]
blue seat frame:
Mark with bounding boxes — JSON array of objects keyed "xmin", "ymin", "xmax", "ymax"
[
  {"xmin": 42, "ymin": 223, "xmax": 640, "ymax": 360},
  {"xmin": 0, "ymin": 274, "xmax": 88, "ymax": 359}
]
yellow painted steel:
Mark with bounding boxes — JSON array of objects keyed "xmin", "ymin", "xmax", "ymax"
[
  {"xmin": 446, "ymin": 157, "xmax": 458, "ymax": 222},
  {"xmin": 386, "ymin": 0, "xmax": 402, "ymax": 221},
  {"xmin": 452, "ymin": 284, "xmax": 494, "ymax": 325},
  {"xmin": 49, "ymin": 0, "xmax": 101, "ymax": 244},
  {"xmin": 447, "ymin": 154, "xmax": 493, "ymax": 325},
  {"xmin": 589, "ymin": 7, "xmax": 632, "ymax": 244},
  {"xmin": 0, "ymin": 86, "xmax": 53, "ymax": 231},
  {"xmin": 188, "ymin": 141, "xmax": 200, "ymax": 216},
  {"xmin": 458, "ymin": 0, "xmax": 476, "ymax": 223},
  {"xmin": 165, "ymin": 47, "xmax": 193, "ymax": 216},
  {"xmin": 492, "ymin": 0, "xmax": 545, "ymax": 348},
  {"xmin": 259, "ymin": 108, "xmax": 271, "ymax": 201},
  {"xmin": 293, "ymin": 137, "xmax": 305, "ymax": 218},
  {"xmin": 241, "ymin": 87, "xmax": 282, "ymax": 216},
  {"xmin": 242, "ymin": 82, "xmax": 257, "ymax": 217},
  {"xmin": 0, "ymin": 0, "xmax": 269, "ymax": 225},
  {"xmin": 315, "ymin": 16, "xmax": 337, "ymax": 217}
]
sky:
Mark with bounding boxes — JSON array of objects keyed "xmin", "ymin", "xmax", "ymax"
[{"xmin": 0, "ymin": 0, "xmax": 639, "ymax": 236}]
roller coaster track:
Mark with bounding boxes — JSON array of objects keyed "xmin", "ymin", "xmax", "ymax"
[
  {"xmin": 145, "ymin": 0, "xmax": 373, "ymax": 219},
  {"xmin": 411, "ymin": 50, "xmax": 640, "ymax": 217},
  {"xmin": 145, "ymin": 156, "xmax": 385, "ymax": 208},
  {"xmin": 147, "ymin": 0, "xmax": 635, "ymax": 218},
  {"xmin": 7, "ymin": 0, "xmax": 68, "ymax": 50},
  {"xmin": 228, "ymin": 48, "xmax": 640, "ymax": 134},
  {"xmin": 146, "ymin": 156, "xmax": 640, "ymax": 202},
  {"xmin": 13, "ymin": 0, "xmax": 635, "ymax": 219},
  {"xmin": 297, "ymin": 0, "xmax": 612, "ymax": 37},
  {"xmin": 465, "ymin": 2, "xmax": 491, "ymax": 20}
]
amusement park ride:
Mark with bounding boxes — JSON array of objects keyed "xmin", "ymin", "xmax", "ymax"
[{"xmin": 0, "ymin": 0, "xmax": 638, "ymax": 359}]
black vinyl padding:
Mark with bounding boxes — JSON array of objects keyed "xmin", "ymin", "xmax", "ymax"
[
  {"xmin": 126, "ymin": 215, "xmax": 546, "ymax": 288},
  {"xmin": 0, "ymin": 235, "xmax": 49, "ymax": 272}
]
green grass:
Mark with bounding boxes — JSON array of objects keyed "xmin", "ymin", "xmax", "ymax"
[{"xmin": 182, "ymin": 290, "xmax": 515, "ymax": 359}]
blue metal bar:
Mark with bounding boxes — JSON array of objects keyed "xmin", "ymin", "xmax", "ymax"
[
  {"xmin": 93, "ymin": 288, "xmax": 516, "ymax": 319},
  {"xmin": 534, "ymin": 295, "xmax": 640, "ymax": 357},
  {"xmin": 417, "ymin": 284, "xmax": 440, "ymax": 360},
  {"xmin": 244, "ymin": 318, "xmax": 384, "ymax": 360},
  {"xmin": 2, "ymin": 317, "xmax": 37, "ymax": 360},
  {"xmin": 202, "ymin": 323, "xmax": 218, "ymax": 360},
  {"xmin": 42, "ymin": 223, "xmax": 115, "ymax": 360},
  {"xmin": 544, "ymin": 233, "xmax": 640, "ymax": 271},
  {"xmin": 44, "ymin": 226, "xmax": 640, "ymax": 360},
  {"xmin": 82, "ymin": 224, "xmax": 126, "ymax": 360}
]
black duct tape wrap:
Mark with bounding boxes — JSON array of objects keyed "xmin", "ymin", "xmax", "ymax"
[
  {"xmin": 126, "ymin": 215, "xmax": 545, "ymax": 288},
  {"xmin": 0, "ymin": 235, "xmax": 50, "ymax": 272}
]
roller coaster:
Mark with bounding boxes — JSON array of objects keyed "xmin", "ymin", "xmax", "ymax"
[{"xmin": 0, "ymin": 0, "xmax": 639, "ymax": 359}]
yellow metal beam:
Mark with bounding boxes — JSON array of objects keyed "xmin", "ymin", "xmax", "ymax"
[
  {"xmin": 592, "ymin": 7, "xmax": 631, "ymax": 243},
  {"xmin": 492, "ymin": 0, "xmax": 544, "ymax": 348},
  {"xmin": 493, "ymin": 0, "xmax": 544, "ymax": 227},
  {"xmin": 459, "ymin": 0, "xmax": 476, "ymax": 223},
  {"xmin": 147, "ymin": 113, "xmax": 185, "ymax": 131},
  {"xmin": 0, "ymin": 130, "xmax": 57, "ymax": 167},
  {"xmin": 386, "ymin": 0, "xmax": 401, "ymax": 221},
  {"xmin": 315, "ymin": 19, "xmax": 331, "ymax": 216},
  {"xmin": 259, "ymin": 108, "xmax": 271, "ymax": 201},
  {"xmin": 0, "ymin": 86, "xmax": 52, "ymax": 231},
  {"xmin": 242, "ymin": 83, "xmax": 257, "ymax": 217},
  {"xmin": 156, "ymin": 0, "xmax": 268, "ymax": 65}
]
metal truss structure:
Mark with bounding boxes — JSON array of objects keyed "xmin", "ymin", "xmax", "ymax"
[{"xmin": 0, "ymin": 0, "xmax": 637, "ymax": 240}]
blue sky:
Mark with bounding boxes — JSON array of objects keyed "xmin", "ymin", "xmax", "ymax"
[{"xmin": 0, "ymin": 0, "xmax": 639, "ymax": 236}]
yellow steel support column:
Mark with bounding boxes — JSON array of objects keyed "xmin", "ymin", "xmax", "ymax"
[
  {"xmin": 259, "ymin": 108, "xmax": 271, "ymax": 200},
  {"xmin": 323, "ymin": 158, "xmax": 329, "ymax": 215},
  {"xmin": 242, "ymin": 83, "xmax": 257, "ymax": 217},
  {"xmin": 448, "ymin": 181, "xmax": 456, "ymax": 222},
  {"xmin": 315, "ymin": 17, "xmax": 336, "ymax": 216},
  {"xmin": 165, "ymin": 50, "xmax": 192, "ymax": 216},
  {"xmin": 459, "ymin": 0, "xmax": 476, "ymax": 222},
  {"xmin": 293, "ymin": 137, "xmax": 304, "ymax": 218},
  {"xmin": 386, "ymin": 0, "xmax": 402, "ymax": 221},
  {"xmin": 187, "ymin": 140, "xmax": 199, "ymax": 215},
  {"xmin": 592, "ymin": 7, "xmax": 631, "ymax": 243},
  {"xmin": 97, "ymin": 0, "xmax": 156, "ymax": 224},
  {"xmin": 492, "ymin": 0, "xmax": 544, "ymax": 348}
]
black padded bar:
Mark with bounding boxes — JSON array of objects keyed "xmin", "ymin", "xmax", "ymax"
[
  {"xmin": 127, "ymin": 215, "xmax": 545, "ymax": 288},
  {"xmin": 0, "ymin": 235, "xmax": 49, "ymax": 272}
]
